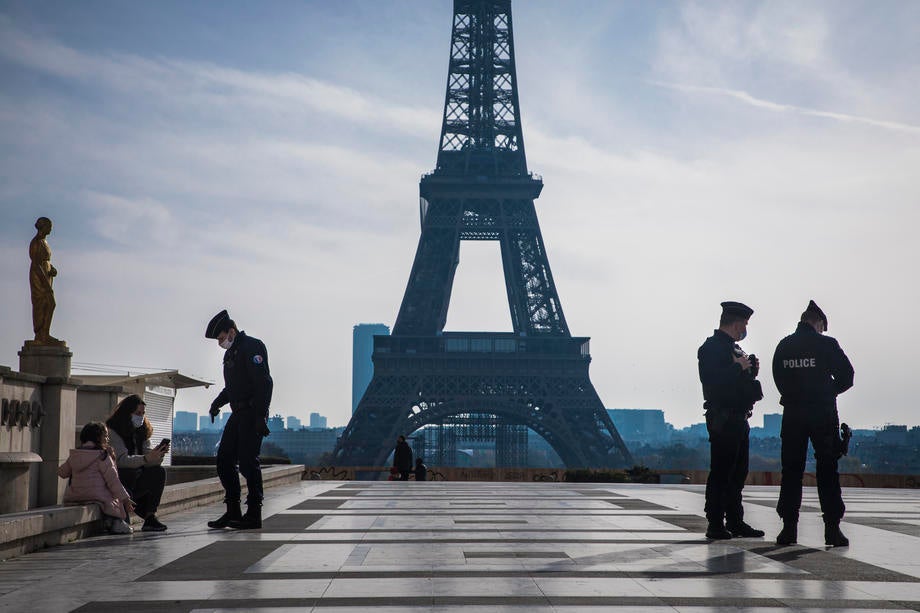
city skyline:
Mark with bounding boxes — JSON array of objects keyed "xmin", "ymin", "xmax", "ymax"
[
  {"xmin": 169, "ymin": 405, "xmax": 917, "ymax": 433},
  {"xmin": 1, "ymin": 2, "xmax": 918, "ymax": 430}
]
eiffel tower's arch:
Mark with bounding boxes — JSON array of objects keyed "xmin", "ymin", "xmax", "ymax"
[{"xmin": 400, "ymin": 400, "xmax": 622, "ymax": 469}]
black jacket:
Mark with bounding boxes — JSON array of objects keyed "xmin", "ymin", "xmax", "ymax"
[
  {"xmin": 394, "ymin": 441, "xmax": 413, "ymax": 471},
  {"xmin": 211, "ymin": 331, "xmax": 273, "ymax": 418},
  {"xmin": 772, "ymin": 322, "xmax": 854, "ymax": 409},
  {"xmin": 698, "ymin": 329, "xmax": 763, "ymax": 412}
]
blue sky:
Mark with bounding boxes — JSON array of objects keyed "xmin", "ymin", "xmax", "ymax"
[{"xmin": 1, "ymin": 1, "xmax": 918, "ymax": 430}]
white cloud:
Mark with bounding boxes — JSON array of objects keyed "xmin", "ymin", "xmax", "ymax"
[
  {"xmin": 84, "ymin": 191, "xmax": 175, "ymax": 246},
  {"xmin": 650, "ymin": 82, "xmax": 920, "ymax": 135},
  {"xmin": 651, "ymin": 1, "xmax": 918, "ymax": 126},
  {"xmin": 0, "ymin": 15, "xmax": 440, "ymax": 140}
]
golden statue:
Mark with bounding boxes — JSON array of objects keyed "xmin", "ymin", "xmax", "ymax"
[{"xmin": 29, "ymin": 217, "xmax": 63, "ymax": 345}]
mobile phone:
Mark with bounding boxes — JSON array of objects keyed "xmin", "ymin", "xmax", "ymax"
[{"xmin": 158, "ymin": 438, "xmax": 171, "ymax": 449}]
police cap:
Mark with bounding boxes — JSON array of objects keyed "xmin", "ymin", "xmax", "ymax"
[
  {"xmin": 801, "ymin": 300, "xmax": 828, "ymax": 329},
  {"xmin": 205, "ymin": 309, "xmax": 234, "ymax": 339},
  {"xmin": 720, "ymin": 301, "xmax": 753, "ymax": 320}
]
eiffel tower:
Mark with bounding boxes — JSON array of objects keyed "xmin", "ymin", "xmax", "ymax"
[{"xmin": 333, "ymin": 0, "xmax": 633, "ymax": 469}]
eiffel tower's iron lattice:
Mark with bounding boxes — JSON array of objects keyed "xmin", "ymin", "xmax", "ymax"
[
  {"xmin": 333, "ymin": 0, "xmax": 633, "ymax": 470},
  {"xmin": 417, "ymin": 415, "xmax": 529, "ymax": 468}
]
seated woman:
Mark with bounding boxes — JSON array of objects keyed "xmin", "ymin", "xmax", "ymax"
[
  {"xmin": 106, "ymin": 394, "xmax": 169, "ymax": 532},
  {"xmin": 58, "ymin": 422, "xmax": 135, "ymax": 534}
]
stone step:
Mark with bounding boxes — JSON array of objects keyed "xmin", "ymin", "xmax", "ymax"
[{"xmin": 0, "ymin": 464, "xmax": 304, "ymax": 560}]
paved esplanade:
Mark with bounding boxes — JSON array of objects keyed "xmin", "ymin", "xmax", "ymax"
[{"xmin": 2, "ymin": 482, "xmax": 920, "ymax": 612}]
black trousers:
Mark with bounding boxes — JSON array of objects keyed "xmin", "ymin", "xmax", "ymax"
[
  {"xmin": 216, "ymin": 411, "xmax": 264, "ymax": 506},
  {"xmin": 776, "ymin": 407, "xmax": 844, "ymax": 521},
  {"xmin": 118, "ymin": 465, "xmax": 166, "ymax": 518},
  {"xmin": 705, "ymin": 412, "xmax": 750, "ymax": 525}
]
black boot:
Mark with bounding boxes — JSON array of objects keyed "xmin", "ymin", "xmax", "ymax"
[
  {"xmin": 228, "ymin": 504, "xmax": 262, "ymax": 530},
  {"xmin": 824, "ymin": 518, "xmax": 849, "ymax": 547},
  {"xmin": 776, "ymin": 520, "xmax": 798, "ymax": 545},
  {"xmin": 727, "ymin": 520, "xmax": 765, "ymax": 538},
  {"xmin": 208, "ymin": 500, "xmax": 242, "ymax": 529},
  {"xmin": 705, "ymin": 519, "xmax": 732, "ymax": 540}
]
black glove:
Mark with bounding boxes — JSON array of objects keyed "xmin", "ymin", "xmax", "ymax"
[
  {"xmin": 257, "ymin": 418, "xmax": 271, "ymax": 437},
  {"xmin": 838, "ymin": 423, "xmax": 852, "ymax": 458},
  {"xmin": 748, "ymin": 354, "xmax": 760, "ymax": 378},
  {"xmin": 209, "ymin": 404, "xmax": 220, "ymax": 423}
]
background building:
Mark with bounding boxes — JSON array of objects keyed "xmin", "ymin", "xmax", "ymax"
[
  {"xmin": 268, "ymin": 414, "xmax": 285, "ymax": 432},
  {"xmin": 309, "ymin": 412, "xmax": 327, "ymax": 429},
  {"xmin": 174, "ymin": 410, "xmax": 198, "ymax": 432},
  {"xmin": 287, "ymin": 415, "xmax": 302, "ymax": 430},
  {"xmin": 352, "ymin": 323, "xmax": 389, "ymax": 414},
  {"xmin": 199, "ymin": 414, "xmax": 217, "ymax": 431},
  {"xmin": 760, "ymin": 413, "xmax": 782, "ymax": 438},
  {"xmin": 606, "ymin": 409, "xmax": 670, "ymax": 446}
]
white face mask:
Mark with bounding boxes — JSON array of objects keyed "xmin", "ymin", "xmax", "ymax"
[
  {"xmin": 131, "ymin": 414, "xmax": 145, "ymax": 428},
  {"xmin": 219, "ymin": 332, "xmax": 234, "ymax": 350}
]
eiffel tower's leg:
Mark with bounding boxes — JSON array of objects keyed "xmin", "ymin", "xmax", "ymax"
[
  {"xmin": 393, "ymin": 225, "xmax": 461, "ymax": 336},
  {"xmin": 333, "ymin": 373, "xmax": 422, "ymax": 467},
  {"xmin": 499, "ymin": 201, "xmax": 569, "ymax": 337}
]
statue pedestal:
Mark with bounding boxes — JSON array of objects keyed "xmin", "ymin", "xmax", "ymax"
[
  {"xmin": 19, "ymin": 342, "xmax": 72, "ymax": 379},
  {"xmin": 18, "ymin": 342, "xmax": 76, "ymax": 506}
]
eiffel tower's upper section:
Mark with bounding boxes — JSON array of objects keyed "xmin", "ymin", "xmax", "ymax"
[{"xmin": 433, "ymin": 0, "xmax": 530, "ymax": 179}]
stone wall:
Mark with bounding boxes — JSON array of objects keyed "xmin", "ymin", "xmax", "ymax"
[
  {"xmin": 0, "ymin": 366, "xmax": 46, "ymax": 512},
  {"xmin": 302, "ymin": 464, "xmax": 920, "ymax": 488}
]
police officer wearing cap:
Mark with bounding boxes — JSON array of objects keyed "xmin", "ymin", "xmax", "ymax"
[
  {"xmin": 772, "ymin": 301, "xmax": 854, "ymax": 547},
  {"xmin": 697, "ymin": 301, "xmax": 765, "ymax": 540},
  {"xmin": 204, "ymin": 309, "xmax": 273, "ymax": 530}
]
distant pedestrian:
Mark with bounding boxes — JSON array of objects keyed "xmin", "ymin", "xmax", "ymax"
[
  {"xmin": 205, "ymin": 309, "xmax": 274, "ymax": 530},
  {"xmin": 414, "ymin": 458, "xmax": 427, "ymax": 481},
  {"xmin": 697, "ymin": 301, "xmax": 765, "ymax": 540},
  {"xmin": 58, "ymin": 422, "xmax": 135, "ymax": 534},
  {"xmin": 394, "ymin": 435, "xmax": 413, "ymax": 481},
  {"xmin": 773, "ymin": 301, "xmax": 854, "ymax": 547}
]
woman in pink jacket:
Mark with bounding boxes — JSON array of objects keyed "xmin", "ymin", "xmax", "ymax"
[{"xmin": 58, "ymin": 422, "xmax": 135, "ymax": 534}]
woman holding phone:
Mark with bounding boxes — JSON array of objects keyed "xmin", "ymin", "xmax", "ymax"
[{"xmin": 106, "ymin": 394, "xmax": 168, "ymax": 532}]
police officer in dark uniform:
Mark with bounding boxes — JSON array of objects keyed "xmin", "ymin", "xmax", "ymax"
[
  {"xmin": 772, "ymin": 300, "xmax": 854, "ymax": 547},
  {"xmin": 204, "ymin": 309, "xmax": 273, "ymax": 530},
  {"xmin": 698, "ymin": 301, "xmax": 765, "ymax": 540}
]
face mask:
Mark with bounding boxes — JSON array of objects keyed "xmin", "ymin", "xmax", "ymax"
[
  {"xmin": 219, "ymin": 334, "xmax": 234, "ymax": 350},
  {"xmin": 131, "ymin": 414, "xmax": 145, "ymax": 428},
  {"xmin": 737, "ymin": 329, "xmax": 747, "ymax": 341}
]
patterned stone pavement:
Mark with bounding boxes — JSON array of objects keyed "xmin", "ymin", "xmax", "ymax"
[{"xmin": 1, "ymin": 481, "xmax": 919, "ymax": 612}]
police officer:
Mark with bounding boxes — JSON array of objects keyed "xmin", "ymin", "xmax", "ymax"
[
  {"xmin": 772, "ymin": 300, "xmax": 854, "ymax": 547},
  {"xmin": 698, "ymin": 301, "xmax": 765, "ymax": 540},
  {"xmin": 204, "ymin": 309, "xmax": 273, "ymax": 530}
]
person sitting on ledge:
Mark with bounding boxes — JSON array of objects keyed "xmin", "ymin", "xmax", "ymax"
[
  {"xmin": 58, "ymin": 422, "xmax": 135, "ymax": 534},
  {"xmin": 106, "ymin": 394, "xmax": 169, "ymax": 532}
]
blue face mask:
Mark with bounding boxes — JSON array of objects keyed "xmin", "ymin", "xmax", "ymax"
[
  {"xmin": 131, "ymin": 414, "xmax": 145, "ymax": 428},
  {"xmin": 738, "ymin": 329, "xmax": 747, "ymax": 341}
]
